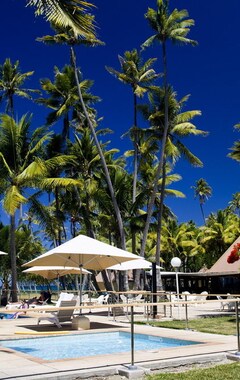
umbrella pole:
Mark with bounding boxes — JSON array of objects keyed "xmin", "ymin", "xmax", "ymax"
[
  {"xmin": 79, "ymin": 266, "xmax": 83, "ymax": 314},
  {"xmin": 57, "ymin": 274, "xmax": 60, "ymax": 296}
]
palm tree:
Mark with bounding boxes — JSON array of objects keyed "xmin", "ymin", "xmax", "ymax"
[
  {"xmin": 228, "ymin": 141, "xmax": 240, "ymax": 162},
  {"xmin": 34, "ymin": 18, "xmax": 127, "ymax": 253},
  {"xmin": 26, "ymin": 0, "xmax": 96, "ymax": 38},
  {"xmin": 0, "ymin": 113, "xmax": 81, "ymax": 300},
  {"xmin": 200, "ymin": 209, "xmax": 240, "ymax": 268},
  {"xmin": 37, "ymin": 64, "xmax": 100, "ymax": 142},
  {"xmin": 160, "ymin": 219, "xmax": 204, "ymax": 271},
  {"xmin": 192, "ymin": 178, "xmax": 212, "ymax": 224},
  {"xmin": 67, "ymin": 124, "xmax": 120, "ymax": 238},
  {"xmin": 132, "ymin": 162, "xmax": 185, "ymax": 289},
  {"xmin": 0, "ymin": 223, "xmax": 44, "ymax": 295},
  {"xmin": 228, "ymin": 192, "xmax": 240, "ymax": 217},
  {"xmin": 71, "ymin": 47, "xmax": 127, "ymax": 251},
  {"xmin": 138, "ymin": 86, "xmax": 204, "ymax": 274},
  {"xmin": 0, "ymin": 58, "xmax": 39, "ymax": 116},
  {"xmin": 143, "ymin": 87, "xmax": 205, "ymax": 165},
  {"xmin": 0, "ymin": 114, "xmax": 52, "ymax": 301},
  {"xmin": 96, "ymin": 164, "xmax": 133, "ymax": 291},
  {"xmin": 106, "ymin": 49, "xmax": 160, "ymax": 204},
  {"xmin": 228, "ymin": 123, "xmax": 240, "ymax": 162},
  {"xmin": 64, "ymin": 126, "xmax": 127, "ymax": 291},
  {"xmin": 140, "ymin": 0, "xmax": 197, "ymax": 260},
  {"xmin": 106, "ymin": 49, "xmax": 160, "ymax": 258}
]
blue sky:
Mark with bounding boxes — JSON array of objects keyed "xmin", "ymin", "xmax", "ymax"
[{"xmin": 0, "ymin": 0, "xmax": 239, "ymax": 227}]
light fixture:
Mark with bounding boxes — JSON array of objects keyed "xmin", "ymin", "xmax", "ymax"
[{"xmin": 171, "ymin": 257, "xmax": 182, "ymax": 319}]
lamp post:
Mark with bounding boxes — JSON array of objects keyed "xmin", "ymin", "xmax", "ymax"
[{"xmin": 171, "ymin": 257, "xmax": 182, "ymax": 319}]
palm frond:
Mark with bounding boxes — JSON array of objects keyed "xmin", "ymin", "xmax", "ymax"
[
  {"xmin": 38, "ymin": 177, "xmax": 82, "ymax": 190},
  {"xmin": 3, "ymin": 186, "xmax": 27, "ymax": 215},
  {"xmin": 27, "ymin": 0, "xmax": 96, "ymax": 38}
]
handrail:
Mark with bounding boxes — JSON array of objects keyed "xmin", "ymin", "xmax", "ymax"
[{"xmin": 3, "ymin": 297, "xmax": 240, "ymax": 314}]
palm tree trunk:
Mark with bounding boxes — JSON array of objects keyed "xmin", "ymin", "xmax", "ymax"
[
  {"xmin": 62, "ymin": 113, "xmax": 70, "ymax": 142},
  {"xmin": 132, "ymin": 92, "xmax": 138, "ymax": 256},
  {"xmin": 70, "ymin": 46, "xmax": 126, "ymax": 252},
  {"xmin": 10, "ymin": 213, "xmax": 18, "ymax": 302},
  {"xmin": 200, "ymin": 201, "xmax": 205, "ymax": 224},
  {"xmin": 155, "ymin": 161, "xmax": 166, "ymax": 264},
  {"xmin": 101, "ymin": 270, "xmax": 112, "ymax": 291},
  {"xmin": 139, "ymin": 40, "xmax": 169, "ymax": 259},
  {"xmin": 155, "ymin": 160, "xmax": 166, "ymax": 290},
  {"xmin": 55, "ymin": 187, "xmax": 62, "ymax": 246},
  {"xmin": 131, "ymin": 93, "xmax": 139, "ymax": 288},
  {"xmin": 83, "ymin": 186, "xmax": 96, "ymax": 239},
  {"xmin": 132, "ymin": 92, "xmax": 138, "ymax": 204}
]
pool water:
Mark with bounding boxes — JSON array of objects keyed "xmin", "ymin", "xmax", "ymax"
[
  {"xmin": 0, "ymin": 332, "xmax": 200, "ymax": 360},
  {"xmin": 0, "ymin": 313, "xmax": 29, "ymax": 319}
]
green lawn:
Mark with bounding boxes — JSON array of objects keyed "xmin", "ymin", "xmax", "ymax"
[
  {"xmin": 138, "ymin": 316, "xmax": 237, "ymax": 335},
  {"xmin": 146, "ymin": 363, "xmax": 240, "ymax": 379},
  {"xmin": 138, "ymin": 317, "xmax": 239, "ymax": 379}
]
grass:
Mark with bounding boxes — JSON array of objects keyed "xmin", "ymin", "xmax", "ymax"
[
  {"xmin": 145, "ymin": 362, "xmax": 240, "ymax": 379},
  {"xmin": 137, "ymin": 315, "xmax": 237, "ymax": 335}
]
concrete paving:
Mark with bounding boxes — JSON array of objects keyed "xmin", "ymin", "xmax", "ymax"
[{"xmin": 0, "ymin": 300, "xmax": 238, "ymax": 379}]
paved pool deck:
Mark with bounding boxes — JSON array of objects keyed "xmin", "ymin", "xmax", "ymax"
[{"xmin": 0, "ymin": 301, "xmax": 238, "ymax": 379}]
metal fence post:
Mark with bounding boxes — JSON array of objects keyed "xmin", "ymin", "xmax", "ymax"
[
  {"xmin": 129, "ymin": 306, "xmax": 137, "ymax": 369},
  {"xmin": 235, "ymin": 301, "xmax": 240, "ymax": 355},
  {"xmin": 184, "ymin": 294, "xmax": 189, "ymax": 330},
  {"xmin": 152, "ymin": 263, "xmax": 157, "ymax": 318},
  {"xmin": 169, "ymin": 293, "xmax": 173, "ymax": 318}
]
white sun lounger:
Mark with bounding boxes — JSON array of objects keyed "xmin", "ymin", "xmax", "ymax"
[{"xmin": 37, "ymin": 299, "xmax": 77, "ymax": 328}]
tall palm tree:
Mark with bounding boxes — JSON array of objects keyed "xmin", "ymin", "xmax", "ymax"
[
  {"xmin": 140, "ymin": 0, "xmax": 197, "ymax": 260},
  {"xmin": 132, "ymin": 162, "xmax": 185, "ymax": 289},
  {"xmin": 138, "ymin": 86, "xmax": 204, "ymax": 272},
  {"xmin": 71, "ymin": 47, "xmax": 126, "ymax": 251},
  {"xmin": 67, "ymin": 125, "xmax": 120, "ymax": 238},
  {"xmin": 143, "ymin": 87, "xmax": 205, "ymax": 165},
  {"xmin": 106, "ymin": 49, "xmax": 160, "ymax": 258},
  {"xmin": 34, "ymin": 19, "xmax": 127, "ymax": 253},
  {"xmin": 192, "ymin": 178, "xmax": 212, "ymax": 224},
  {"xmin": 228, "ymin": 123, "xmax": 240, "ymax": 162},
  {"xmin": 0, "ymin": 113, "xmax": 81, "ymax": 300},
  {"xmin": 106, "ymin": 49, "xmax": 160, "ymax": 204},
  {"xmin": 0, "ymin": 114, "xmax": 52, "ymax": 301},
  {"xmin": 0, "ymin": 58, "xmax": 39, "ymax": 116},
  {"xmin": 96, "ymin": 164, "xmax": 133, "ymax": 291}
]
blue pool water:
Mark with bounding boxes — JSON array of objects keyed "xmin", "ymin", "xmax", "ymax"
[
  {"xmin": 0, "ymin": 332, "xmax": 200, "ymax": 360},
  {"xmin": 0, "ymin": 313, "xmax": 29, "ymax": 319}
]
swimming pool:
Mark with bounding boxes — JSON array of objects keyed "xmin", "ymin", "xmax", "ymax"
[
  {"xmin": 0, "ymin": 313, "xmax": 29, "ymax": 319},
  {"xmin": 0, "ymin": 332, "xmax": 200, "ymax": 360}
]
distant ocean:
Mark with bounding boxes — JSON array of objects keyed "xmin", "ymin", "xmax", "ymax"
[{"xmin": 17, "ymin": 282, "xmax": 58, "ymax": 292}]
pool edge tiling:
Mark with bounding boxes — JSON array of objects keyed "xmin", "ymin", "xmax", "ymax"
[{"xmin": 0, "ymin": 313, "xmax": 237, "ymax": 379}]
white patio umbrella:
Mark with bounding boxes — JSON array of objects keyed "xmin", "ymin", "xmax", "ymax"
[
  {"xmin": 23, "ymin": 234, "xmax": 140, "ymax": 304},
  {"xmin": 22, "ymin": 266, "xmax": 91, "ymax": 294},
  {"xmin": 0, "ymin": 251, "xmax": 7, "ymax": 255},
  {"xmin": 22, "ymin": 266, "xmax": 91, "ymax": 280},
  {"xmin": 107, "ymin": 258, "xmax": 162, "ymax": 271},
  {"xmin": 108, "ymin": 259, "xmax": 163, "ymax": 296}
]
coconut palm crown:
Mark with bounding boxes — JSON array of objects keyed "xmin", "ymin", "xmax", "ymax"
[{"xmin": 26, "ymin": 0, "xmax": 96, "ymax": 38}]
